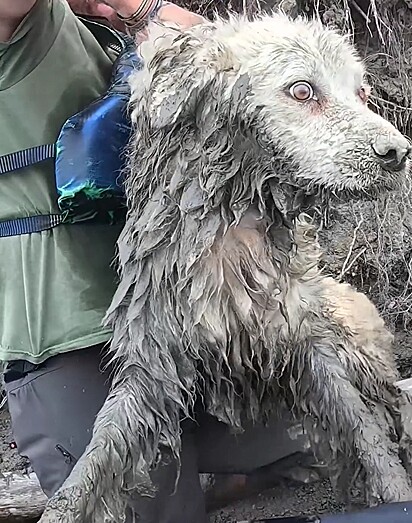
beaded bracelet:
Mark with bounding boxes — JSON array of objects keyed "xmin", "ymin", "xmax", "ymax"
[{"xmin": 117, "ymin": 0, "xmax": 164, "ymax": 32}]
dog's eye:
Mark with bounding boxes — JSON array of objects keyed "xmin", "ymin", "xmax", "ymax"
[
  {"xmin": 358, "ymin": 85, "xmax": 371, "ymax": 103},
  {"xmin": 289, "ymin": 82, "xmax": 315, "ymax": 102}
]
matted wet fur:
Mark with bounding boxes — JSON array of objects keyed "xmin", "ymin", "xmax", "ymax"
[{"xmin": 40, "ymin": 13, "xmax": 412, "ymax": 522}]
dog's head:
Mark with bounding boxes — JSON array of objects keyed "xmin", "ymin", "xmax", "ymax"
[{"xmin": 130, "ymin": 14, "xmax": 410, "ymax": 200}]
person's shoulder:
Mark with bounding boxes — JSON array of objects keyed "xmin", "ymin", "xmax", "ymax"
[
  {"xmin": 0, "ymin": 0, "xmax": 68, "ymax": 90},
  {"xmin": 1, "ymin": 0, "xmax": 67, "ymax": 48}
]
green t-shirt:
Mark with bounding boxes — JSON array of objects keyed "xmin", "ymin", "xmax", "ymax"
[{"xmin": 0, "ymin": 0, "xmax": 124, "ymax": 363}]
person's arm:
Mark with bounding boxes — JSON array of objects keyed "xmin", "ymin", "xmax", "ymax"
[{"xmin": 0, "ymin": 0, "xmax": 37, "ymax": 41}]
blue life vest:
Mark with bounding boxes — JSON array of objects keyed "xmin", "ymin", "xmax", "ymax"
[{"xmin": 0, "ymin": 19, "xmax": 143, "ymax": 237}]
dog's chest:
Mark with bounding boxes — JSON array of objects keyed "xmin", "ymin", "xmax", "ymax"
[
  {"xmin": 186, "ymin": 212, "xmax": 322, "ymax": 423},
  {"xmin": 193, "ymin": 211, "xmax": 321, "ymax": 361}
]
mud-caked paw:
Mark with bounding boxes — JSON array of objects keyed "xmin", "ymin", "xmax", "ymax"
[{"xmin": 39, "ymin": 486, "xmax": 87, "ymax": 523}]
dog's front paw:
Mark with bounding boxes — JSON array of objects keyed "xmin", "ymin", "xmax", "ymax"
[{"xmin": 39, "ymin": 486, "xmax": 88, "ymax": 523}]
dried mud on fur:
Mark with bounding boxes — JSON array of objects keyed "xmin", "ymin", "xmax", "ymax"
[{"xmin": 3, "ymin": 1, "xmax": 412, "ymax": 521}]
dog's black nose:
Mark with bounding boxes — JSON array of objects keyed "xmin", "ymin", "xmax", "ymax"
[{"xmin": 372, "ymin": 133, "xmax": 411, "ymax": 171}]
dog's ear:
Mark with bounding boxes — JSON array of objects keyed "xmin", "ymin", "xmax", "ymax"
[{"xmin": 130, "ymin": 22, "xmax": 243, "ymax": 129}]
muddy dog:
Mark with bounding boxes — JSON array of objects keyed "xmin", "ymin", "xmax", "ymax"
[{"xmin": 40, "ymin": 13, "xmax": 412, "ymax": 522}]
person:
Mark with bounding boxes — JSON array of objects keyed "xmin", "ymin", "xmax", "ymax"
[{"xmin": 0, "ymin": 0, "xmax": 203, "ymax": 500}]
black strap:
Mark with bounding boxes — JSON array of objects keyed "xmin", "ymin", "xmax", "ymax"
[
  {"xmin": 0, "ymin": 214, "xmax": 63, "ymax": 237},
  {"xmin": 0, "ymin": 144, "xmax": 55, "ymax": 175}
]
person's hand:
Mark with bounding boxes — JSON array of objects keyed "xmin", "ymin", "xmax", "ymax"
[
  {"xmin": 68, "ymin": 1, "xmax": 205, "ymax": 40},
  {"xmin": 156, "ymin": 3, "xmax": 205, "ymax": 29},
  {"xmin": 68, "ymin": 1, "xmax": 125, "ymax": 31},
  {"xmin": 68, "ymin": 1, "xmax": 114, "ymax": 17},
  {"xmin": 100, "ymin": 1, "xmax": 205, "ymax": 29}
]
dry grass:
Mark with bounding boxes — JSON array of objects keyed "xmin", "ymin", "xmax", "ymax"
[
  {"xmin": 305, "ymin": 1, "xmax": 412, "ymax": 330},
  {"xmin": 173, "ymin": 0, "xmax": 265, "ymax": 17},
  {"xmin": 324, "ymin": 189, "xmax": 412, "ymax": 331}
]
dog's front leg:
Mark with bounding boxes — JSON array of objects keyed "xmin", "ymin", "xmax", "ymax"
[
  {"xmin": 39, "ymin": 387, "xmax": 153, "ymax": 523},
  {"xmin": 39, "ymin": 368, "xmax": 184, "ymax": 523},
  {"xmin": 286, "ymin": 323, "xmax": 412, "ymax": 506}
]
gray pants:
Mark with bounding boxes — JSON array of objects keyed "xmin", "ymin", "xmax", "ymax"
[{"xmin": 5, "ymin": 345, "xmax": 307, "ymax": 522}]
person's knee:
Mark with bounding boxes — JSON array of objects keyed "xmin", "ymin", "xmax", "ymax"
[
  {"xmin": 5, "ymin": 347, "xmax": 111, "ymax": 496},
  {"xmin": 29, "ymin": 442, "xmax": 77, "ymax": 497}
]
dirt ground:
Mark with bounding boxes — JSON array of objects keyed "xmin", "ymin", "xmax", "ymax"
[
  {"xmin": 0, "ymin": 410, "xmax": 28, "ymax": 474},
  {"xmin": 210, "ymin": 482, "xmax": 342, "ymax": 522}
]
